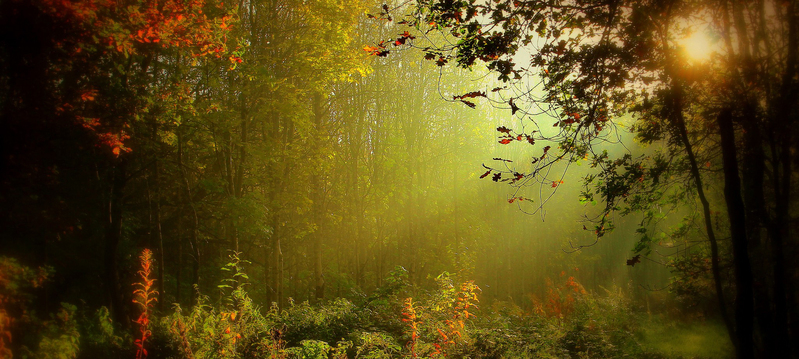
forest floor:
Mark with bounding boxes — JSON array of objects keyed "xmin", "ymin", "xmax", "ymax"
[{"xmin": 636, "ymin": 315, "xmax": 733, "ymax": 358}]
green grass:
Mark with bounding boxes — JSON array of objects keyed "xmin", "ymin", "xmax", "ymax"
[{"xmin": 637, "ymin": 314, "xmax": 734, "ymax": 359}]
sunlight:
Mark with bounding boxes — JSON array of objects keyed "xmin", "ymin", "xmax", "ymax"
[{"xmin": 680, "ymin": 29, "xmax": 715, "ymax": 63}]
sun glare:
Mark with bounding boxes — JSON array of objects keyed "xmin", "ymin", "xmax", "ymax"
[{"xmin": 681, "ymin": 30, "xmax": 715, "ymax": 63}]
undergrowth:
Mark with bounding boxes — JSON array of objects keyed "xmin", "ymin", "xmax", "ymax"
[{"xmin": 2, "ymin": 253, "xmax": 727, "ymax": 358}]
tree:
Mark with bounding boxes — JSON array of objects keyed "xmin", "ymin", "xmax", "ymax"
[
  {"xmin": 382, "ymin": 0, "xmax": 798, "ymax": 357},
  {"xmin": 0, "ymin": 0, "xmax": 237, "ymax": 324}
]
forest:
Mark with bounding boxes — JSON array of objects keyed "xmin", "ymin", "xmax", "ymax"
[{"xmin": 0, "ymin": 0, "xmax": 796, "ymax": 357}]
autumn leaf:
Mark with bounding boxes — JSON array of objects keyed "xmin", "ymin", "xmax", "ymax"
[
  {"xmin": 498, "ymin": 138, "xmax": 512, "ymax": 144},
  {"xmin": 496, "ymin": 126, "xmax": 512, "ymax": 134},
  {"xmin": 80, "ymin": 89, "xmax": 98, "ymax": 101},
  {"xmin": 399, "ymin": 31, "xmax": 415, "ymax": 40},
  {"xmin": 460, "ymin": 100, "xmax": 476, "ymax": 108},
  {"xmin": 509, "ymin": 98, "xmax": 519, "ymax": 115},
  {"xmin": 453, "ymin": 91, "xmax": 486, "ymax": 100},
  {"xmin": 626, "ymin": 255, "xmax": 641, "ymax": 266},
  {"xmin": 479, "ymin": 170, "xmax": 491, "ymax": 179}
]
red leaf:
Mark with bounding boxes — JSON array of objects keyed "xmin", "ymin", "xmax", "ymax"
[
  {"xmin": 498, "ymin": 139, "xmax": 512, "ymax": 144},
  {"xmin": 400, "ymin": 31, "xmax": 415, "ymax": 39},
  {"xmin": 480, "ymin": 170, "xmax": 491, "ymax": 179},
  {"xmin": 460, "ymin": 100, "xmax": 476, "ymax": 108}
]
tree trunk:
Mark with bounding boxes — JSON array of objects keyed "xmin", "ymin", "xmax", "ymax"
[
  {"xmin": 178, "ymin": 126, "xmax": 201, "ymax": 306},
  {"xmin": 738, "ymin": 109, "xmax": 774, "ymax": 357},
  {"xmin": 311, "ymin": 93, "xmax": 325, "ymax": 301},
  {"xmin": 718, "ymin": 109, "xmax": 755, "ymax": 359},
  {"xmin": 668, "ymin": 79, "xmax": 736, "ymax": 349},
  {"xmin": 150, "ymin": 120, "xmax": 166, "ymax": 310},
  {"xmin": 769, "ymin": 1, "xmax": 797, "ymax": 354},
  {"xmin": 105, "ymin": 160, "xmax": 127, "ymax": 326},
  {"xmin": 152, "ymin": 158, "xmax": 165, "ymax": 310}
]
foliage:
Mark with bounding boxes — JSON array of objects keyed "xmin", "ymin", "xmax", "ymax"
[
  {"xmin": 0, "ymin": 257, "xmax": 52, "ymax": 357},
  {"xmin": 77, "ymin": 307, "xmax": 126, "ymax": 358},
  {"xmin": 0, "ymin": 252, "xmax": 730, "ymax": 358},
  {"xmin": 133, "ymin": 249, "xmax": 159, "ymax": 359},
  {"xmin": 530, "ymin": 272, "xmax": 587, "ymax": 319},
  {"xmin": 276, "ymin": 298, "xmax": 361, "ymax": 347},
  {"xmin": 668, "ymin": 252, "xmax": 715, "ymax": 313},
  {"xmin": 353, "ymin": 332, "xmax": 401, "ymax": 358},
  {"xmin": 28, "ymin": 303, "xmax": 81, "ymax": 359}
]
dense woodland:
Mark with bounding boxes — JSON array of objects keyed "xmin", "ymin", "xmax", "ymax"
[{"xmin": 0, "ymin": 0, "xmax": 796, "ymax": 358}]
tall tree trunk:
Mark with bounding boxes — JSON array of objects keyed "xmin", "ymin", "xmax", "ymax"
[
  {"xmin": 769, "ymin": 1, "xmax": 797, "ymax": 354},
  {"xmin": 718, "ymin": 109, "xmax": 755, "ymax": 359},
  {"xmin": 105, "ymin": 160, "xmax": 127, "ymax": 326},
  {"xmin": 311, "ymin": 93, "xmax": 325, "ymax": 301},
  {"xmin": 152, "ymin": 158, "xmax": 165, "ymax": 310},
  {"xmin": 739, "ymin": 115, "xmax": 774, "ymax": 357},
  {"xmin": 151, "ymin": 120, "xmax": 166, "ymax": 310},
  {"xmin": 176, "ymin": 206, "xmax": 182, "ymax": 306},
  {"xmin": 178, "ymin": 126, "xmax": 201, "ymax": 306},
  {"xmin": 271, "ymin": 216, "xmax": 283, "ymax": 306},
  {"xmin": 668, "ymin": 78, "xmax": 736, "ymax": 349}
]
